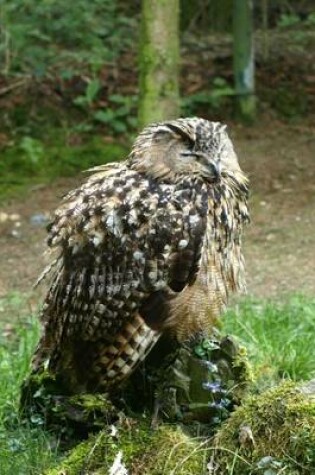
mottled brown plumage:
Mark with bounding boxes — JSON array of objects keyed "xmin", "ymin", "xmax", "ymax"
[{"xmin": 31, "ymin": 117, "xmax": 249, "ymax": 393}]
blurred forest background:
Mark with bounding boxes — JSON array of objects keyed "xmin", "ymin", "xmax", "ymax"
[
  {"xmin": 0, "ymin": 1, "xmax": 314, "ymax": 473},
  {"xmin": 0, "ymin": 0, "xmax": 314, "ymax": 192}
]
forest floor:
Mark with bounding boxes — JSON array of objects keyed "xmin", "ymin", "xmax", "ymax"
[
  {"xmin": 0, "ymin": 115, "xmax": 314, "ymax": 305},
  {"xmin": 0, "ymin": 22, "xmax": 314, "ymax": 475}
]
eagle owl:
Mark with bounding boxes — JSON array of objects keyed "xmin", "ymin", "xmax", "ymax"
[{"xmin": 32, "ymin": 117, "xmax": 249, "ymax": 393}]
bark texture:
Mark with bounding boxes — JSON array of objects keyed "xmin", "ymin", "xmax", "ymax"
[{"xmin": 138, "ymin": 0, "xmax": 180, "ymax": 127}]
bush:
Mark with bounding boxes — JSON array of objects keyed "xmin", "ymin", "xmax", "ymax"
[{"xmin": 0, "ymin": 0, "xmax": 137, "ymax": 78}]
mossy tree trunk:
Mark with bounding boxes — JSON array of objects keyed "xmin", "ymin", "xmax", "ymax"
[
  {"xmin": 233, "ymin": 0, "xmax": 256, "ymax": 122},
  {"xmin": 138, "ymin": 0, "xmax": 180, "ymax": 128}
]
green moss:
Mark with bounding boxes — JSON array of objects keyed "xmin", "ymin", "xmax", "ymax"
[
  {"xmin": 46, "ymin": 419, "xmax": 209, "ymax": 475},
  {"xmin": 46, "ymin": 436, "xmax": 102, "ymax": 475},
  {"xmin": 30, "ymin": 353, "xmax": 314, "ymax": 474},
  {"xmin": 134, "ymin": 425, "xmax": 208, "ymax": 475},
  {"xmin": 42, "ymin": 335, "xmax": 252, "ymax": 475},
  {"xmin": 213, "ymin": 381, "xmax": 315, "ymax": 474},
  {"xmin": 21, "ymin": 370, "xmax": 118, "ymax": 439}
]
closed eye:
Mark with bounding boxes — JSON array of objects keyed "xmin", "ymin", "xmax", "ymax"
[
  {"xmin": 180, "ymin": 151, "xmax": 193, "ymax": 157},
  {"xmin": 180, "ymin": 152, "xmax": 195, "ymax": 164},
  {"xmin": 181, "ymin": 151, "xmax": 209, "ymax": 166}
]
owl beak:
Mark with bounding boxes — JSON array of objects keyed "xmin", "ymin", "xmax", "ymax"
[{"xmin": 203, "ymin": 161, "xmax": 221, "ymax": 183}]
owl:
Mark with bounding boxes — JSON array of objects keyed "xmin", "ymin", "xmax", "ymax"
[{"xmin": 31, "ymin": 117, "xmax": 249, "ymax": 394}]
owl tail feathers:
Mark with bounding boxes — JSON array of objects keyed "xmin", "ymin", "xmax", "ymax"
[
  {"xmin": 20, "ymin": 314, "xmax": 161, "ymax": 433},
  {"xmin": 94, "ymin": 313, "xmax": 161, "ymax": 390},
  {"xmin": 25, "ymin": 313, "xmax": 161, "ymax": 395}
]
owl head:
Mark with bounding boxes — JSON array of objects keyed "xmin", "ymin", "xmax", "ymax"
[{"xmin": 129, "ymin": 117, "xmax": 245, "ymax": 186}]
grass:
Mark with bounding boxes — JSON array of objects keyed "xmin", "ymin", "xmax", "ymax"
[
  {"xmin": 0, "ymin": 293, "xmax": 314, "ymax": 473},
  {"xmin": 223, "ymin": 295, "xmax": 315, "ymax": 386},
  {"xmin": 0, "ymin": 293, "xmax": 59, "ymax": 475}
]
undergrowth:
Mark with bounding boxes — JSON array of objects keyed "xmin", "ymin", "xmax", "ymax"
[
  {"xmin": 0, "ymin": 293, "xmax": 314, "ymax": 473},
  {"xmin": 0, "ymin": 0, "xmax": 137, "ymax": 77},
  {"xmin": 0, "ymin": 132, "xmax": 128, "ymax": 203}
]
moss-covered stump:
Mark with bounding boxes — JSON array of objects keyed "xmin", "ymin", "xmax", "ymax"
[
  {"xmin": 45, "ymin": 380, "xmax": 315, "ymax": 474},
  {"xmin": 21, "ymin": 335, "xmax": 251, "ymax": 437},
  {"xmin": 46, "ymin": 418, "xmax": 209, "ymax": 475},
  {"xmin": 144, "ymin": 335, "xmax": 252, "ymax": 425},
  {"xmin": 212, "ymin": 381, "xmax": 315, "ymax": 474}
]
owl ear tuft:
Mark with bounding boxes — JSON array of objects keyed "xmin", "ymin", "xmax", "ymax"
[
  {"xmin": 164, "ymin": 122, "xmax": 196, "ymax": 148},
  {"xmin": 165, "ymin": 120, "xmax": 196, "ymax": 148}
]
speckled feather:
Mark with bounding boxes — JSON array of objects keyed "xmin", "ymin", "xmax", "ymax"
[{"xmin": 32, "ymin": 117, "xmax": 249, "ymax": 392}]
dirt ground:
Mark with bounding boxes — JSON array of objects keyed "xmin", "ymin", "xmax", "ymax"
[{"xmin": 0, "ymin": 117, "xmax": 314, "ymax": 302}]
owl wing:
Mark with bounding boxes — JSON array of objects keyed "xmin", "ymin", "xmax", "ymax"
[
  {"xmin": 135, "ymin": 183, "xmax": 209, "ymax": 331},
  {"xmin": 39, "ymin": 166, "xmax": 208, "ymax": 347}
]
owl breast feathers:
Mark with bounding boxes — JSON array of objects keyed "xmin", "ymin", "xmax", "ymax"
[{"xmin": 32, "ymin": 117, "xmax": 249, "ymax": 392}]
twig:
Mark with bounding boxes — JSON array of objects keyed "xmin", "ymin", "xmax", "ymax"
[{"xmin": 0, "ymin": 77, "xmax": 30, "ymax": 96}]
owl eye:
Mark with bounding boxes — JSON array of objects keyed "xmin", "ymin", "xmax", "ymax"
[
  {"xmin": 180, "ymin": 151, "xmax": 205, "ymax": 162},
  {"xmin": 181, "ymin": 151, "xmax": 193, "ymax": 157},
  {"xmin": 180, "ymin": 151, "xmax": 195, "ymax": 162}
]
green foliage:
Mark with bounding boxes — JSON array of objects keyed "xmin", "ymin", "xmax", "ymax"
[
  {"xmin": 0, "ymin": 132, "xmax": 128, "ymax": 203},
  {"xmin": 182, "ymin": 77, "xmax": 234, "ymax": 115},
  {"xmin": 223, "ymin": 296, "xmax": 315, "ymax": 386},
  {"xmin": 0, "ymin": 293, "xmax": 59, "ymax": 475},
  {"xmin": 0, "ymin": 0, "xmax": 137, "ymax": 77},
  {"xmin": 73, "ymin": 78, "xmax": 102, "ymax": 107},
  {"xmin": 194, "ymin": 337, "xmax": 221, "ymax": 359},
  {"xmin": 306, "ymin": 12, "xmax": 315, "ymax": 26},
  {"xmin": 277, "ymin": 11, "xmax": 315, "ymax": 29},
  {"xmin": 74, "ymin": 90, "xmax": 138, "ymax": 134},
  {"xmin": 93, "ymin": 94, "xmax": 138, "ymax": 133},
  {"xmin": 0, "ymin": 1, "xmax": 139, "ymax": 138},
  {"xmin": 21, "ymin": 373, "xmax": 119, "ymax": 441},
  {"xmin": 19, "ymin": 136, "xmax": 45, "ymax": 166},
  {"xmin": 277, "ymin": 13, "xmax": 301, "ymax": 28},
  {"xmin": 268, "ymin": 85, "xmax": 308, "ymax": 118}
]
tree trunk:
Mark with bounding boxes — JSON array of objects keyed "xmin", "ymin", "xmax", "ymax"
[
  {"xmin": 138, "ymin": 0, "xmax": 180, "ymax": 128},
  {"xmin": 233, "ymin": 0, "xmax": 256, "ymax": 122}
]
